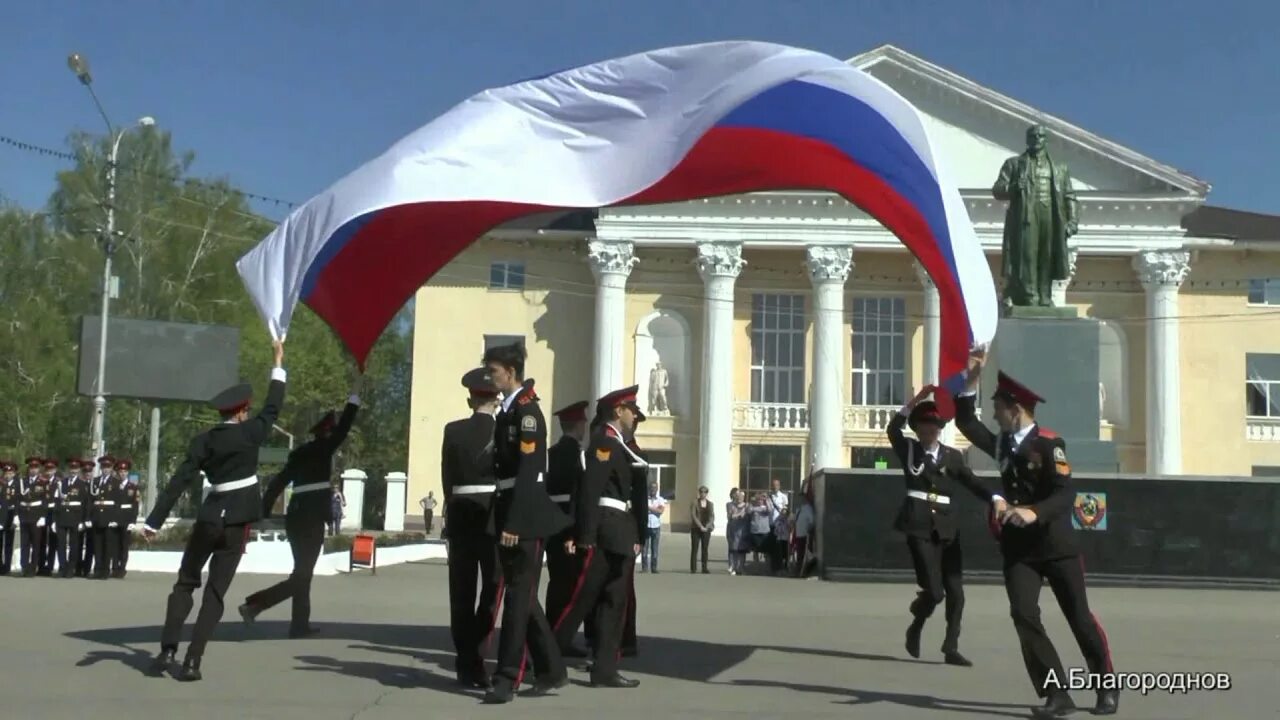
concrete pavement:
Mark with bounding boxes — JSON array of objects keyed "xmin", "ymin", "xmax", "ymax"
[{"xmin": 2, "ymin": 555, "xmax": 1275, "ymax": 720}]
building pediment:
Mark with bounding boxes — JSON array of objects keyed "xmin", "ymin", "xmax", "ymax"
[{"xmin": 849, "ymin": 45, "xmax": 1210, "ymax": 198}]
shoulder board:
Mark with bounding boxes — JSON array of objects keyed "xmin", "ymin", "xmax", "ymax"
[
  {"xmin": 517, "ymin": 394, "xmax": 533, "ymax": 406},
  {"xmin": 1037, "ymin": 428, "xmax": 1058, "ymax": 439},
  {"xmin": 595, "ymin": 445, "xmax": 612, "ymax": 462},
  {"xmin": 604, "ymin": 425, "xmax": 620, "ymax": 439}
]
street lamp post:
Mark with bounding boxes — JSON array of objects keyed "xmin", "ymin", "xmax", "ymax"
[{"xmin": 66, "ymin": 52, "xmax": 154, "ymax": 462}]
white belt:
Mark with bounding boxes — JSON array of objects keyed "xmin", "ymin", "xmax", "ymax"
[
  {"xmin": 209, "ymin": 476, "xmax": 257, "ymax": 493},
  {"xmin": 599, "ymin": 497, "xmax": 629, "ymax": 512},
  {"xmin": 496, "ymin": 473, "xmax": 542, "ymax": 491},
  {"xmin": 119, "ymin": 504, "xmax": 134, "ymax": 510},
  {"xmin": 907, "ymin": 490, "xmax": 950, "ymax": 505},
  {"xmin": 453, "ymin": 484, "xmax": 496, "ymax": 495},
  {"xmin": 63, "ymin": 501, "xmax": 82, "ymax": 506},
  {"xmin": 95, "ymin": 500, "xmax": 115, "ymax": 506},
  {"xmin": 548, "ymin": 494, "xmax": 571, "ymax": 503},
  {"xmin": 292, "ymin": 482, "xmax": 330, "ymax": 494}
]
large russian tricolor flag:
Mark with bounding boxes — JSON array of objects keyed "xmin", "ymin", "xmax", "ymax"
[{"xmin": 237, "ymin": 41, "xmax": 996, "ymax": 387}]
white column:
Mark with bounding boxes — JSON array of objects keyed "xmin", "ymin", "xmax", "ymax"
[
  {"xmin": 587, "ymin": 239, "xmax": 637, "ymax": 402},
  {"xmin": 914, "ymin": 261, "xmax": 955, "ymax": 445},
  {"xmin": 384, "ymin": 471, "xmax": 407, "ymax": 532},
  {"xmin": 340, "ymin": 469, "xmax": 368, "ymax": 532},
  {"xmin": 805, "ymin": 245, "xmax": 853, "ymax": 472},
  {"xmin": 1133, "ymin": 250, "xmax": 1191, "ymax": 475},
  {"xmin": 695, "ymin": 241, "xmax": 745, "ymax": 534},
  {"xmin": 1051, "ymin": 247, "xmax": 1081, "ymax": 307}
]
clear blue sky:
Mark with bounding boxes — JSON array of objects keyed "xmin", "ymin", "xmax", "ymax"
[{"xmin": 2, "ymin": 0, "xmax": 1276, "ymax": 221}]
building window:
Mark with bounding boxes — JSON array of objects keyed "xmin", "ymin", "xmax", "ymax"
[
  {"xmin": 644, "ymin": 450, "xmax": 677, "ymax": 500},
  {"xmin": 489, "ymin": 261, "xmax": 525, "ymax": 290},
  {"xmin": 1098, "ymin": 321, "xmax": 1128, "ymax": 426},
  {"xmin": 750, "ymin": 294, "xmax": 806, "ymax": 404},
  {"xmin": 739, "ymin": 444, "xmax": 802, "ymax": 498},
  {"xmin": 851, "ymin": 296, "xmax": 906, "ymax": 406},
  {"xmin": 1247, "ymin": 279, "xmax": 1280, "ymax": 305},
  {"xmin": 483, "ymin": 335, "xmax": 525, "ymax": 353},
  {"xmin": 1246, "ymin": 353, "xmax": 1280, "ymax": 417},
  {"xmin": 851, "ymin": 446, "xmax": 901, "ymax": 470}
]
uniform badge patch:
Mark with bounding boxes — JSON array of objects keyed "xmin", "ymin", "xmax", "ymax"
[
  {"xmin": 1053, "ymin": 446, "xmax": 1066, "ymax": 462},
  {"xmin": 596, "ymin": 447, "xmax": 611, "ymax": 462},
  {"xmin": 520, "ymin": 440, "xmax": 536, "ymax": 454},
  {"xmin": 521, "ymin": 415, "xmax": 537, "ymax": 432}
]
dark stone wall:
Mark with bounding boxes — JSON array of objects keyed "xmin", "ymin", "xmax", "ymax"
[{"xmin": 813, "ymin": 469, "xmax": 1280, "ymax": 585}]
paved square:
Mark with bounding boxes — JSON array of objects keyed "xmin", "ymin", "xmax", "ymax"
[{"xmin": 5, "ymin": 556, "xmax": 1276, "ymax": 719}]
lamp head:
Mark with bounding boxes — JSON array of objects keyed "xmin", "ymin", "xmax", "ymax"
[
  {"xmin": 67, "ymin": 53, "xmax": 92, "ymax": 85},
  {"xmin": 137, "ymin": 116, "xmax": 155, "ymax": 127}
]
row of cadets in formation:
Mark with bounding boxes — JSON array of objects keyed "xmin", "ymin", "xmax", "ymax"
[
  {"xmin": 0, "ymin": 455, "xmax": 138, "ymax": 578},
  {"xmin": 439, "ymin": 342, "xmax": 646, "ymax": 705},
  {"xmin": 883, "ymin": 349, "xmax": 1119, "ymax": 719}
]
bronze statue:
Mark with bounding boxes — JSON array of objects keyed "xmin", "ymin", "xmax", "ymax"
[{"xmin": 992, "ymin": 125, "xmax": 1079, "ymax": 307}]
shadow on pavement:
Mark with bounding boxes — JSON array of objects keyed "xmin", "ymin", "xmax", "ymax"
[{"xmin": 730, "ymin": 679, "xmax": 1034, "ymax": 718}]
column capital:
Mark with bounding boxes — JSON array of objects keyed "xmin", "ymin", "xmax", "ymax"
[
  {"xmin": 586, "ymin": 239, "xmax": 637, "ymax": 279},
  {"xmin": 804, "ymin": 245, "xmax": 853, "ymax": 283},
  {"xmin": 1133, "ymin": 250, "xmax": 1191, "ymax": 289},
  {"xmin": 694, "ymin": 241, "xmax": 746, "ymax": 281},
  {"xmin": 912, "ymin": 259, "xmax": 935, "ymax": 289}
]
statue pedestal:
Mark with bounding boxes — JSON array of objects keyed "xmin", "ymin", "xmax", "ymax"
[
  {"xmin": 1005, "ymin": 305, "xmax": 1079, "ymax": 320},
  {"xmin": 967, "ymin": 317, "xmax": 1118, "ymax": 473}
]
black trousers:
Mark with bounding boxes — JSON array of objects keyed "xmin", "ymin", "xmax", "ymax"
[
  {"xmin": 41, "ymin": 521, "xmax": 57, "ymax": 573},
  {"xmin": 80, "ymin": 527, "xmax": 95, "ymax": 576},
  {"xmin": 19, "ymin": 522, "xmax": 46, "ymax": 574},
  {"xmin": 94, "ymin": 526, "xmax": 122, "ymax": 578},
  {"xmin": 1004, "ymin": 555, "xmax": 1115, "ymax": 697},
  {"xmin": 243, "ymin": 513, "xmax": 325, "ymax": 632},
  {"xmin": 57, "ymin": 524, "xmax": 83, "ymax": 577},
  {"xmin": 906, "ymin": 534, "xmax": 965, "ymax": 652},
  {"xmin": 0, "ymin": 517, "xmax": 15, "ymax": 573},
  {"xmin": 161, "ymin": 521, "xmax": 249, "ymax": 659},
  {"xmin": 689, "ymin": 529, "xmax": 710, "ymax": 572},
  {"xmin": 446, "ymin": 531, "xmax": 502, "ymax": 675},
  {"xmin": 544, "ymin": 533, "xmax": 579, "ymax": 628},
  {"xmin": 493, "ymin": 538, "xmax": 563, "ymax": 689},
  {"xmin": 583, "ymin": 576, "xmax": 637, "ymax": 654},
  {"xmin": 119, "ymin": 531, "xmax": 130, "ymax": 574}
]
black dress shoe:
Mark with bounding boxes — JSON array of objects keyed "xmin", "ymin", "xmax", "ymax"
[
  {"xmin": 904, "ymin": 620, "xmax": 923, "ymax": 659},
  {"xmin": 146, "ymin": 649, "xmax": 176, "ymax": 678},
  {"xmin": 1093, "ymin": 689, "xmax": 1119, "ymax": 715},
  {"xmin": 943, "ymin": 650, "xmax": 973, "ymax": 667},
  {"xmin": 482, "ymin": 686, "xmax": 515, "ymax": 704},
  {"xmin": 1030, "ymin": 692, "xmax": 1077, "ymax": 718},
  {"xmin": 175, "ymin": 656, "xmax": 202, "ymax": 682},
  {"xmin": 524, "ymin": 675, "xmax": 568, "ymax": 696},
  {"xmin": 456, "ymin": 671, "xmax": 492, "ymax": 689},
  {"xmin": 590, "ymin": 674, "xmax": 640, "ymax": 688}
]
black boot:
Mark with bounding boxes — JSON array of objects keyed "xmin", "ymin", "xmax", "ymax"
[
  {"xmin": 1093, "ymin": 689, "xmax": 1119, "ymax": 715},
  {"xmin": 1031, "ymin": 691, "xmax": 1077, "ymax": 718},
  {"xmin": 146, "ymin": 648, "xmax": 176, "ymax": 678},
  {"xmin": 904, "ymin": 617, "xmax": 924, "ymax": 659},
  {"xmin": 175, "ymin": 656, "xmax": 202, "ymax": 682}
]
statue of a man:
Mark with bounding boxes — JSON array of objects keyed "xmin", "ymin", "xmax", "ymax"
[
  {"xmin": 649, "ymin": 361, "xmax": 670, "ymax": 415},
  {"xmin": 992, "ymin": 125, "xmax": 1079, "ymax": 307}
]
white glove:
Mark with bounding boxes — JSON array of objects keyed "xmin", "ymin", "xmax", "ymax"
[
  {"xmin": 78, "ymin": 522, "xmax": 86, "ymax": 531},
  {"xmin": 36, "ymin": 517, "xmax": 45, "ymax": 528},
  {"xmin": 11, "ymin": 516, "xmax": 17, "ymax": 528},
  {"xmin": 108, "ymin": 522, "xmax": 118, "ymax": 528}
]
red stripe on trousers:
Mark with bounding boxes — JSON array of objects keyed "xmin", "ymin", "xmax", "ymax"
[
  {"xmin": 513, "ymin": 539, "xmax": 542, "ymax": 688},
  {"xmin": 551, "ymin": 546, "xmax": 595, "ymax": 631},
  {"xmin": 484, "ymin": 576, "xmax": 505, "ymax": 656},
  {"xmin": 1078, "ymin": 555, "xmax": 1114, "ymax": 673}
]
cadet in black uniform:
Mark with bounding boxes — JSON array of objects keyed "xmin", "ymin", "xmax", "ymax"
[
  {"xmin": 113, "ymin": 459, "xmax": 139, "ymax": 578},
  {"xmin": 90, "ymin": 457, "xmax": 121, "ymax": 579},
  {"xmin": 142, "ymin": 340, "xmax": 286, "ymax": 682},
  {"xmin": 544, "ymin": 400, "xmax": 588, "ymax": 638},
  {"xmin": 82, "ymin": 456, "xmax": 114, "ymax": 577},
  {"xmin": 54, "ymin": 459, "xmax": 89, "ymax": 578},
  {"xmin": 481, "ymin": 342, "xmax": 571, "ymax": 704},
  {"xmin": 240, "ymin": 375, "xmax": 360, "ymax": 637},
  {"xmin": 557, "ymin": 385, "xmax": 647, "ymax": 689},
  {"xmin": 887, "ymin": 386, "xmax": 1000, "ymax": 666},
  {"xmin": 17, "ymin": 457, "xmax": 49, "ymax": 577},
  {"xmin": 0, "ymin": 461, "xmax": 17, "ymax": 575},
  {"xmin": 440, "ymin": 368, "xmax": 504, "ymax": 689},
  {"xmin": 954, "ymin": 349, "xmax": 1117, "ymax": 718},
  {"xmin": 40, "ymin": 458, "xmax": 62, "ymax": 575}
]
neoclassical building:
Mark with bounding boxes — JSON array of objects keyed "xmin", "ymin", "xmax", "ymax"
[{"xmin": 405, "ymin": 44, "xmax": 1280, "ymax": 530}]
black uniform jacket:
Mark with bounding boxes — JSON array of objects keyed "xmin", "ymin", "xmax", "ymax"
[
  {"xmin": 491, "ymin": 380, "xmax": 570, "ymax": 540},
  {"xmin": 546, "ymin": 435, "xmax": 584, "ymax": 522},
  {"xmin": 263, "ymin": 400, "xmax": 358, "ymax": 523},
  {"xmin": 91, "ymin": 476, "xmax": 123, "ymax": 526},
  {"xmin": 441, "ymin": 411, "xmax": 498, "ymax": 538},
  {"xmin": 886, "ymin": 411, "xmax": 994, "ymax": 541},
  {"xmin": 146, "ymin": 375, "xmax": 286, "ymax": 529},
  {"xmin": 17, "ymin": 475, "xmax": 50, "ymax": 525},
  {"xmin": 574, "ymin": 424, "xmax": 648, "ymax": 556},
  {"xmin": 55, "ymin": 477, "xmax": 90, "ymax": 528},
  {"xmin": 954, "ymin": 393, "xmax": 1078, "ymax": 563}
]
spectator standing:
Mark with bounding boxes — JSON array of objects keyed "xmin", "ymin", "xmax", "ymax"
[
  {"xmin": 420, "ymin": 491, "xmax": 438, "ymax": 534},
  {"xmin": 725, "ymin": 490, "xmax": 750, "ymax": 575},
  {"xmin": 688, "ymin": 486, "xmax": 714, "ymax": 574}
]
